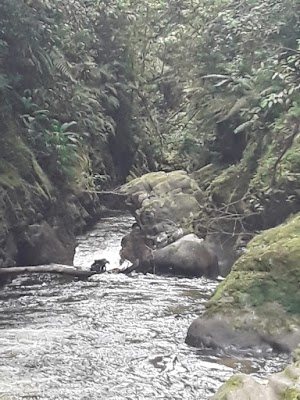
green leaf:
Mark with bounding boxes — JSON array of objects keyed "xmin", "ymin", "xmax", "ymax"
[{"xmin": 61, "ymin": 121, "xmax": 77, "ymax": 132}]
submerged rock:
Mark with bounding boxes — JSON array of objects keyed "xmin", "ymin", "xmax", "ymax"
[{"xmin": 186, "ymin": 214, "xmax": 300, "ymax": 353}]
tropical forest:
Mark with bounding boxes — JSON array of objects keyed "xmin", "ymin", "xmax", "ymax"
[{"xmin": 0, "ymin": 0, "xmax": 300, "ymax": 399}]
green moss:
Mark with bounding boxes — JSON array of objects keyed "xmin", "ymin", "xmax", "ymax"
[
  {"xmin": 273, "ymin": 136, "xmax": 300, "ymax": 188},
  {"xmin": 209, "ymin": 164, "xmax": 251, "ymax": 206},
  {"xmin": 282, "ymin": 388, "xmax": 300, "ymax": 400},
  {"xmin": 208, "ymin": 214, "xmax": 300, "ymax": 316},
  {"xmin": 0, "ymin": 122, "xmax": 53, "ymax": 200},
  {"xmin": 283, "ymin": 362, "xmax": 300, "ymax": 382},
  {"xmin": 190, "ymin": 163, "xmax": 221, "ymax": 191},
  {"xmin": 0, "ymin": 160, "xmax": 24, "ymax": 189},
  {"xmin": 250, "ymin": 145, "xmax": 276, "ymax": 190},
  {"xmin": 249, "ymin": 134, "xmax": 300, "ymax": 192},
  {"xmin": 292, "ymin": 347, "xmax": 300, "ymax": 362},
  {"xmin": 212, "ymin": 375, "xmax": 244, "ymax": 400},
  {"xmin": 2, "ymin": 135, "xmax": 34, "ymax": 180},
  {"xmin": 123, "ymin": 171, "xmax": 167, "ymax": 191},
  {"xmin": 31, "ymin": 157, "xmax": 52, "ymax": 198}
]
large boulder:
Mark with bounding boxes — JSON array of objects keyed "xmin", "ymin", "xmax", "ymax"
[
  {"xmin": 212, "ymin": 357, "xmax": 300, "ymax": 400},
  {"xmin": 119, "ymin": 171, "xmax": 221, "ymax": 278},
  {"xmin": 186, "ymin": 214, "xmax": 300, "ymax": 353},
  {"xmin": 153, "ymin": 234, "xmax": 219, "ymax": 278},
  {"xmin": 120, "ymin": 231, "xmax": 219, "ymax": 278},
  {"xmin": 186, "ymin": 318, "xmax": 270, "ymax": 353},
  {"xmin": 121, "ymin": 170, "xmax": 204, "ymax": 247}
]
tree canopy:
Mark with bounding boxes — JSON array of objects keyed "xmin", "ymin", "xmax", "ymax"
[{"xmin": 0, "ymin": 0, "xmax": 299, "ymax": 191}]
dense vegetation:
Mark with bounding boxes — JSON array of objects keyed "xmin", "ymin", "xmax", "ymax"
[
  {"xmin": 0, "ymin": 0, "xmax": 141, "ymax": 190},
  {"xmin": 121, "ymin": 0, "xmax": 300, "ymax": 238},
  {"xmin": 0, "ymin": 0, "xmax": 299, "ymax": 259}
]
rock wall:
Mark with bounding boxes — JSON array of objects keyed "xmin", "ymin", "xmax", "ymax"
[{"xmin": 0, "ymin": 122, "xmax": 108, "ymax": 271}]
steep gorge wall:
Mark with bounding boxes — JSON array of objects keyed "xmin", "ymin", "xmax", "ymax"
[
  {"xmin": 0, "ymin": 118, "xmax": 106, "ymax": 269},
  {"xmin": 0, "ymin": 0, "xmax": 138, "ymax": 269}
]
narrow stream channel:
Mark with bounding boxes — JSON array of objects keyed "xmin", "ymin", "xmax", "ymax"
[{"xmin": 0, "ymin": 213, "xmax": 289, "ymax": 399}]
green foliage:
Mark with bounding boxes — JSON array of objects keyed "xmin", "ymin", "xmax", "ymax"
[
  {"xmin": 20, "ymin": 96, "xmax": 81, "ymax": 178},
  {"xmin": 0, "ymin": 0, "xmax": 299, "ymax": 187},
  {"xmin": 45, "ymin": 120, "xmax": 79, "ymax": 162},
  {"xmin": 0, "ymin": 0, "xmax": 139, "ymax": 188},
  {"xmin": 117, "ymin": 0, "xmax": 300, "ymax": 170}
]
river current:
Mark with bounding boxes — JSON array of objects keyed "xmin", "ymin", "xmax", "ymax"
[{"xmin": 0, "ymin": 213, "xmax": 289, "ymax": 399}]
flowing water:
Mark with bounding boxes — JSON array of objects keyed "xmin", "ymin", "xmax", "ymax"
[{"xmin": 0, "ymin": 213, "xmax": 289, "ymax": 399}]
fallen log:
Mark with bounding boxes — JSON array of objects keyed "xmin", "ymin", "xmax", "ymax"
[{"xmin": 0, "ymin": 264, "xmax": 95, "ymax": 278}]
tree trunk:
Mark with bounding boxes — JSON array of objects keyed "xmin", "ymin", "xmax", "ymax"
[{"xmin": 0, "ymin": 264, "xmax": 95, "ymax": 278}]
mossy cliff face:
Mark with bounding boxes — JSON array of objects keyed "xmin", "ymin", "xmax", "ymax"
[
  {"xmin": 0, "ymin": 122, "xmax": 106, "ymax": 270},
  {"xmin": 186, "ymin": 215, "xmax": 300, "ymax": 352}
]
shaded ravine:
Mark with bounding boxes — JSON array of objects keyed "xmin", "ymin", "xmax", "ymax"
[{"xmin": 0, "ymin": 213, "xmax": 289, "ymax": 399}]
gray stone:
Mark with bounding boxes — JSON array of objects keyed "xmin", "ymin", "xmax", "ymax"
[
  {"xmin": 185, "ymin": 317, "xmax": 269, "ymax": 352},
  {"xmin": 153, "ymin": 234, "xmax": 219, "ymax": 278},
  {"xmin": 16, "ymin": 221, "xmax": 75, "ymax": 266},
  {"xmin": 121, "ymin": 170, "xmax": 204, "ymax": 247},
  {"xmin": 212, "ymin": 359, "xmax": 300, "ymax": 400}
]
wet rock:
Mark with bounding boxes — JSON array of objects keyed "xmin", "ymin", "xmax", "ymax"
[
  {"xmin": 119, "ymin": 171, "xmax": 221, "ymax": 278},
  {"xmin": 153, "ymin": 234, "xmax": 219, "ymax": 278},
  {"xmin": 16, "ymin": 221, "xmax": 76, "ymax": 266},
  {"xmin": 121, "ymin": 171, "xmax": 204, "ymax": 246},
  {"xmin": 185, "ymin": 318, "xmax": 269, "ymax": 353},
  {"xmin": 120, "ymin": 223, "xmax": 150, "ymax": 264},
  {"xmin": 212, "ymin": 360, "xmax": 300, "ymax": 400},
  {"xmin": 120, "ymin": 226, "xmax": 219, "ymax": 278},
  {"xmin": 212, "ymin": 375, "xmax": 274, "ymax": 400},
  {"xmin": 186, "ymin": 214, "xmax": 300, "ymax": 353}
]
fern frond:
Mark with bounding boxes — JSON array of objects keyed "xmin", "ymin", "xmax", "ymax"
[
  {"xmin": 37, "ymin": 51, "xmax": 54, "ymax": 74},
  {"xmin": 51, "ymin": 47, "xmax": 76, "ymax": 83}
]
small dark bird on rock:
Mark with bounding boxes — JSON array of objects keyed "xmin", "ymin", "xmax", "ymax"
[{"xmin": 90, "ymin": 259, "xmax": 109, "ymax": 273}]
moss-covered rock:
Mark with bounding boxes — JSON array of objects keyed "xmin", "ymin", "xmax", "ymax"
[
  {"xmin": 208, "ymin": 214, "xmax": 300, "ymax": 317},
  {"xmin": 212, "ymin": 359, "xmax": 300, "ymax": 400},
  {"xmin": 186, "ymin": 215, "xmax": 300, "ymax": 352},
  {"xmin": 121, "ymin": 170, "xmax": 204, "ymax": 246}
]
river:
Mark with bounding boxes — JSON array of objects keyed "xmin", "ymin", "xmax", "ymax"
[{"xmin": 0, "ymin": 213, "xmax": 289, "ymax": 399}]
